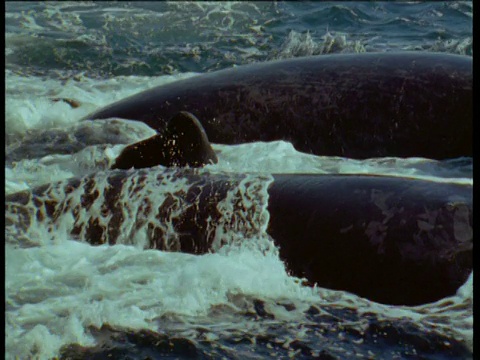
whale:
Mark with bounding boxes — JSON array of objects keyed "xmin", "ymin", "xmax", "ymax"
[
  {"xmin": 83, "ymin": 52, "xmax": 472, "ymax": 160},
  {"xmin": 6, "ymin": 168, "xmax": 472, "ymax": 306},
  {"xmin": 112, "ymin": 111, "xmax": 218, "ymax": 169}
]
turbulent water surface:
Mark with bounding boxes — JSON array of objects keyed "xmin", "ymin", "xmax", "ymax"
[{"xmin": 5, "ymin": 2, "xmax": 472, "ymax": 359}]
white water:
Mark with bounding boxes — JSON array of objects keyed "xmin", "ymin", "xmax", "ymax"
[{"xmin": 5, "ymin": 70, "xmax": 473, "ymax": 359}]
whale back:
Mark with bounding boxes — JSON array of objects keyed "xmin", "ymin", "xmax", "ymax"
[{"xmin": 84, "ymin": 52, "xmax": 472, "ymax": 160}]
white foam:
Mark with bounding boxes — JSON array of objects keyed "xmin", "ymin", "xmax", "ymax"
[
  {"xmin": 5, "ymin": 240, "xmax": 317, "ymax": 358},
  {"xmin": 5, "ymin": 70, "xmax": 199, "ymax": 138},
  {"xmin": 210, "ymin": 142, "xmax": 472, "ymax": 184}
]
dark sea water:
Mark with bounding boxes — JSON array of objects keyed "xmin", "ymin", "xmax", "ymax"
[{"xmin": 5, "ymin": 2, "xmax": 473, "ymax": 359}]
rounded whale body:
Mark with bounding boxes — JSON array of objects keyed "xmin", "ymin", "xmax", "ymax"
[
  {"xmin": 6, "ymin": 168, "xmax": 472, "ymax": 306},
  {"xmin": 84, "ymin": 52, "xmax": 472, "ymax": 160},
  {"xmin": 267, "ymin": 174, "xmax": 472, "ymax": 305}
]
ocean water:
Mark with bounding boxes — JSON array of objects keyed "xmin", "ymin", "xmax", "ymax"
[{"xmin": 5, "ymin": 2, "xmax": 473, "ymax": 359}]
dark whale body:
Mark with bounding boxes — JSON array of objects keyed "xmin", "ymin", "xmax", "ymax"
[
  {"xmin": 84, "ymin": 52, "xmax": 472, "ymax": 160},
  {"xmin": 6, "ymin": 169, "xmax": 472, "ymax": 306},
  {"xmin": 268, "ymin": 174, "xmax": 472, "ymax": 305},
  {"xmin": 112, "ymin": 111, "xmax": 218, "ymax": 169}
]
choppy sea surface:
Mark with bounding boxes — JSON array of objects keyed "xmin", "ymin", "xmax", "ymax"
[{"xmin": 5, "ymin": 2, "xmax": 473, "ymax": 359}]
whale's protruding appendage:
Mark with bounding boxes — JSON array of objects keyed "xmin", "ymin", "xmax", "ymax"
[{"xmin": 111, "ymin": 111, "xmax": 218, "ymax": 169}]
